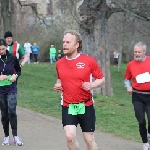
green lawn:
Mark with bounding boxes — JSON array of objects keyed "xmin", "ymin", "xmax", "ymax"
[{"xmin": 18, "ymin": 62, "xmax": 140, "ymax": 142}]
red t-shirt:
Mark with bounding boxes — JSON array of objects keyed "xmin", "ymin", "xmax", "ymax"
[
  {"xmin": 56, "ymin": 54, "xmax": 104, "ymax": 106},
  {"xmin": 124, "ymin": 56, "xmax": 150, "ymax": 91}
]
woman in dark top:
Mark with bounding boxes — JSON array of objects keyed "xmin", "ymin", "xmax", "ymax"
[{"xmin": 0, "ymin": 39, "xmax": 23, "ymax": 146}]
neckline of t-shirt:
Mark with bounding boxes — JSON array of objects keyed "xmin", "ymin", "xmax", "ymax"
[{"xmin": 66, "ymin": 53, "xmax": 80, "ymax": 60}]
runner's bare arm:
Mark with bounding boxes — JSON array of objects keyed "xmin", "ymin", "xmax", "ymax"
[
  {"xmin": 91, "ymin": 77, "xmax": 105, "ymax": 89},
  {"xmin": 82, "ymin": 77, "xmax": 105, "ymax": 91},
  {"xmin": 20, "ymin": 54, "xmax": 28, "ymax": 66}
]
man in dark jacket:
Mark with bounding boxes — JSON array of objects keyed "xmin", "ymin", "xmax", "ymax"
[{"xmin": 4, "ymin": 31, "xmax": 28, "ymax": 67}]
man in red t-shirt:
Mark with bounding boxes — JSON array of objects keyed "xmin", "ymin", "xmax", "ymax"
[
  {"xmin": 124, "ymin": 42, "xmax": 150, "ymax": 150},
  {"xmin": 54, "ymin": 30, "xmax": 105, "ymax": 150}
]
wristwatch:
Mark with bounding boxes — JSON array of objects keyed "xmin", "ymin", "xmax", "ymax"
[{"xmin": 15, "ymin": 74, "xmax": 18, "ymax": 78}]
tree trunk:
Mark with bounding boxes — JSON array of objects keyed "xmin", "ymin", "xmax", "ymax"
[
  {"xmin": 117, "ymin": 16, "xmax": 125, "ymax": 72},
  {"xmin": 0, "ymin": 2, "xmax": 4, "ymax": 37},
  {"xmin": 117, "ymin": 12, "xmax": 138, "ymax": 70},
  {"xmin": 117, "ymin": 45, "xmax": 123, "ymax": 72},
  {"xmin": 1, "ymin": 0, "xmax": 12, "ymax": 32},
  {"xmin": 79, "ymin": 0, "xmax": 114, "ymax": 96}
]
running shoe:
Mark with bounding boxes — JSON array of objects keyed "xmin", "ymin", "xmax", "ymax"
[
  {"xmin": 143, "ymin": 143, "xmax": 149, "ymax": 150},
  {"xmin": 2, "ymin": 136, "xmax": 9, "ymax": 145},
  {"xmin": 13, "ymin": 136, "xmax": 23, "ymax": 146}
]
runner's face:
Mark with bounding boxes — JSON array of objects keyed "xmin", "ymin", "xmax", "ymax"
[
  {"xmin": 63, "ymin": 33, "xmax": 79, "ymax": 57},
  {"xmin": 5, "ymin": 37, "xmax": 13, "ymax": 45},
  {"xmin": 0, "ymin": 45, "xmax": 7, "ymax": 55},
  {"xmin": 134, "ymin": 46, "xmax": 146, "ymax": 61}
]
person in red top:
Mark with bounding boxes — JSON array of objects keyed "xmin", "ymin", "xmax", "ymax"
[
  {"xmin": 124, "ymin": 42, "xmax": 150, "ymax": 150},
  {"xmin": 54, "ymin": 30, "xmax": 105, "ymax": 150}
]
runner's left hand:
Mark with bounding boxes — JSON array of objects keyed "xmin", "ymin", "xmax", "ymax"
[
  {"xmin": 82, "ymin": 82, "xmax": 92, "ymax": 91},
  {"xmin": 10, "ymin": 74, "xmax": 17, "ymax": 82}
]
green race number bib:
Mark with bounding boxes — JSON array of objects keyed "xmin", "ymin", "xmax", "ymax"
[
  {"xmin": 68, "ymin": 103, "xmax": 85, "ymax": 115},
  {"xmin": 0, "ymin": 75, "xmax": 12, "ymax": 86}
]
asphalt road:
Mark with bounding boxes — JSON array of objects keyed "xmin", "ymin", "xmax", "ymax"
[{"xmin": 0, "ymin": 107, "xmax": 142, "ymax": 150}]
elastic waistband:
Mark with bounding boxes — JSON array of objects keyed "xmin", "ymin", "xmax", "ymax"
[
  {"xmin": 133, "ymin": 88, "xmax": 150, "ymax": 94},
  {"xmin": 67, "ymin": 98, "xmax": 92, "ymax": 104},
  {"xmin": 133, "ymin": 88, "xmax": 150, "ymax": 92}
]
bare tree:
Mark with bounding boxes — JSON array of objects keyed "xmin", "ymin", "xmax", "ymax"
[
  {"xmin": 2, "ymin": 0, "xmax": 150, "ymax": 96},
  {"xmin": 79, "ymin": 0, "xmax": 150, "ymax": 96},
  {"xmin": 14, "ymin": 0, "xmax": 81, "ymax": 61},
  {"xmin": 1, "ymin": 0, "xmax": 12, "ymax": 32}
]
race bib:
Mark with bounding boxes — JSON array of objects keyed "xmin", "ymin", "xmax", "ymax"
[
  {"xmin": 68, "ymin": 103, "xmax": 85, "ymax": 115},
  {"xmin": 0, "ymin": 75, "xmax": 12, "ymax": 86},
  {"xmin": 135, "ymin": 72, "xmax": 150, "ymax": 83}
]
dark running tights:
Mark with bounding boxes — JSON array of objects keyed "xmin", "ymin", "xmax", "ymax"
[
  {"xmin": 132, "ymin": 92, "xmax": 150, "ymax": 143},
  {"xmin": 0, "ymin": 93, "xmax": 17, "ymax": 137}
]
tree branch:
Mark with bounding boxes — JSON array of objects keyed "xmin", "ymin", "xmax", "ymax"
[{"xmin": 112, "ymin": 1, "xmax": 150, "ymax": 21}]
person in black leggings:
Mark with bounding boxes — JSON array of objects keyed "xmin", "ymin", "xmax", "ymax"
[
  {"xmin": 0, "ymin": 39, "xmax": 23, "ymax": 146},
  {"xmin": 124, "ymin": 42, "xmax": 150, "ymax": 150},
  {"xmin": 132, "ymin": 92, "xmax": 150, "ymax": 141}
]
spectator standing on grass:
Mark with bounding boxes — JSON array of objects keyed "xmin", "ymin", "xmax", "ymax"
[
  {"xmin": 31, "ymin": 43, "xmax": 40, "ymax": 64},
  {"xmin": 4, "ymin": 31, "xmax": 28, "ymax": 67},
  {"xmin": 113, "ymin": 50, "xmax": 119, "ymax": 67},
  {"xmin": 54, "ymin": 30, "xmax": 105, "ymax": 150},
  {"xmin": 49, "ymin": 45, "xmax": 56, "ymax": 64},
  {"xmin": 124, "ymin": 42, "xmax": 150, "ymax": 150},
  {"xmin": 57, "ymin": 50, "xmax": 64, "ymax": 60},
  {"xmin": 24, "ymin": 41, "xmax": 32, "ymax": 64},
  {"xmin": 0, "ymin": 39, "xmax": 23, "ymax": 146}
]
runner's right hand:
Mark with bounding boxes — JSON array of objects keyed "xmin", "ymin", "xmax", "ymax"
[
  {"xmin": 54, "ymin": 83, "xmax": 63, "ymax": 92},
  {"xmin": 0, "ymin": 75, "xmax": 7, "ymax": 80},
  {"xmin": 127, "ymin": 87, "xmax": 132, "ymax": 94}
]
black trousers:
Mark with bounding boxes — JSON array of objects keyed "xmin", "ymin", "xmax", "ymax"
[
  {"xmin": 33, "ymin": 54, "xmax": 38, "ymax": 62},
  {"xmin": 114, "ymin": 58, "xmax": 118, "ymax": 65},
  {"xmin": 0, "ymin": 93, "xmax": 17, "ymax": 137},
  {"xmin": 132, "ymin": 92, "xmax": 150, "ymax": 143}
]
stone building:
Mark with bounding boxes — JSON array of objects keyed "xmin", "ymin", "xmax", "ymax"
[
  {"xmin": 14, "ymin": 0, "xmax": 83, "ymax": 26},
  {"xmin": 11, "ymin": 0, "xmax": 83, "ymax": 40}
]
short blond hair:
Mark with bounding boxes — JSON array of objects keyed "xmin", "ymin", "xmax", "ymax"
[{"xmin": 64, "ymin": 30, "xmax": 82, "ymax": 52}]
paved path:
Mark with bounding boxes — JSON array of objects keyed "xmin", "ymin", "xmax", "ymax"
[{"xmin": 0, "ymin": 107, "xmax": 142, "ymax": 150}]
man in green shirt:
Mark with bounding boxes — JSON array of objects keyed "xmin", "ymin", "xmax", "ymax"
[
  {"xmin": 49, "ymin": 45, "xmax": 56, "ymax": 64},
  {"xmin": 4, "ymin": 31, "xmax": 28, "ymax": 67}
]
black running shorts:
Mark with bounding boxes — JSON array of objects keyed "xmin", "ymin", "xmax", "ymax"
[{"xmin": 62, "ymin": 104, "xmax": 96, "ymax": 132}]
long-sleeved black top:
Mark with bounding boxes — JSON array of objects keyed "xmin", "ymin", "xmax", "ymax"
[{"xmin": 0, "ymin": 50, "xmax": 21, "ymax": 94}]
